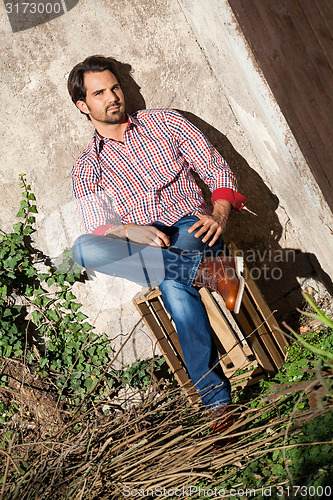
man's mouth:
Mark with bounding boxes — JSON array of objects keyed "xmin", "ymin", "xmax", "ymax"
[{"xmin": 107, "ymin": 105, "xmax": 120, "ymax": 112}]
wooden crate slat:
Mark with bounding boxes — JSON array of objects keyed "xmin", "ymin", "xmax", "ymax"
[
  {"xmin": 235, "ymin": 305, "xmax": 276, "ymax": 375},
  {"xmin": 210, "ymin": 291, "xmax": 246, "ymax": 342},
  {"xmin": 133, "ymin": 299, "xmax": 200, "ymax": 405},
  {"xmin": 199, "ymin": 288, "xmax": 250, "ymax": 367},
  {"xmin": 229, "ymin": 366, "xmax": 265, "ymax": 389},
  {"xmin": 241, "ymin": 293, "xmax": 285, "ymax": 368},
  {"xmin": 230, "ymin": 365, "xmax": 263, "ymax": 384},
  {"xmin": 243, "ymin": 267, "xmax": 289, "ymax": 354},
  {"xmin": 228, "ymin": 244, "xmax": 275, "ymax": 331},
  {"xmin": 231, "ymin": 373, "xmax": 266, "ymax": 389},
  {"xmin": 239, "ymin": 264, "xmax": 287, "ymax": 352},
  {"xmin": 133, "ymin": 287, "xmax": 161, "ymax": 305},
  {"xmin": 149, "ymin": 296, "xmax": 185, "ymax": 363},
  {"xmin": 222, "ymin": 356, "xmax": 259, "ymax": 378}
]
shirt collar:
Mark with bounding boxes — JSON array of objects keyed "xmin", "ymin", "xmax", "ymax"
[
  {"xmin": 127, "ymin": 114, "xmax": 140, "ymax": 128},
  {"xmin": 94, "ymin": 113, "xmax": 140, "ymax": 153}
]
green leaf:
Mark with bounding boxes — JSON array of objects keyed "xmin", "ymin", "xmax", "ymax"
[
  {"xmin": 25, "ymin": 266, "xmax": 37, "ymax": 277},
  {"xmin": 32, "ymin": 310, "xmax": 42, "ymax": 323},
  {"xmin": 38, "ymin": 273, "xmax": 49, "ymax": 282},
  {"xmin": 20, "ymin": 200, "xmax": 29, "ymax": 209},
  {"xmin": 65, "ymin": 291, "xmax": 76, "ymax": 301},
  {"xmin": 75, "ymin": 312, "xmax": 88, "ymax": 322},
  {"xmin": 23, "ymin": 226, "xmax": 35, "ymax": 235},
  {"xmin": 39, "ymin": 357, "xmax": 49, "ymax": 368},
  {"xmin": 28, "ymin": 205, "xmax": 38, "ymax": 214},
  {"xmin": 71, "ymin": 302, "xmax": 82, "ymax": 312},
  {"xmin": 13, "ymin": 222, "xmax": 23, "ymax": 233},
  {"xmin": 34, "ymin": 286, "xmax": 45, "ymax": 296},
  {"xmin": 16, "ymin": 209, "xmax": 25, "ymax": 218},
  {"xmin": 3, "ymin": 256, "xmax": 19, "ymax": 268}
]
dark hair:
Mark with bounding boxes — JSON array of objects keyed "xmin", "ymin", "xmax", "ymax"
[{"xmin": 67, "ymin": 55, "xmax": 121, "ymax": 106}]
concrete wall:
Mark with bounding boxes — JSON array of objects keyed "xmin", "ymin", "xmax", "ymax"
[{"xmin": 1, "ymin": 0, "xmax": 332, "ymax": 366}]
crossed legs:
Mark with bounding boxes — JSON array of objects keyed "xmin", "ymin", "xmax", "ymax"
[{"xmin": 72, "ymin": 216, "xmax": 231, "ymax": 409}]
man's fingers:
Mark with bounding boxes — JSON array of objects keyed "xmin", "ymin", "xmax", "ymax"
[
  {"xmin": 207, "ymin": 228, "xmax": 223, "ymax": 246},
  {"xmin": 125, "ymin": 225, "xmax": 169, "ymax": 247},
  {"xmin": 155, "ymin": 229, "xmax": 170, "ymax": 247},
  {"xmin": 195, "ymin": 220, "xmax": 219, "ymax": 238},
  {"xmin": 201, "ymin": 225, "xmax": 218, "ymax": 242},
  {"xmin": 142, "ymin": 228, "xmax": 169, "ymax": 247},
  {"xmin": 187, "ymin": 215, "xmax": 224, "ymax": 245},
  {"xmin": 194, "ymin": 224, "xmax": 212, "ymax": 238},
  {"xmin": 187, "ymin": 216, "xmax": 205, "ymax": 233}
]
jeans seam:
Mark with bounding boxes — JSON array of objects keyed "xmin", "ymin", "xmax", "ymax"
[{"xmin": 187, "ymin": 253, "xmax": 202, "ymax": 286}]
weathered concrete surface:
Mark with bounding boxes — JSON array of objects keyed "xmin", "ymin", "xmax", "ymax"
[
  {"xmin": 178, "ymin": 0, "xmax": 333, "ymax": 314},
  {"xmin": 0, "ymin": 0, "xmax": 332, "ymax": 366}
]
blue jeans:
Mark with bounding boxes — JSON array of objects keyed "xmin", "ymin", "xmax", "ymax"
[{"xmin": 72, "ymin": 216, "xmax": 231, "ymax": 409}]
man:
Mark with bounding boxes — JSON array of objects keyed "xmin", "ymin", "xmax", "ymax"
[{"xmin": 68, "ymin": 55, "xmax": 246, "ymax": 415}]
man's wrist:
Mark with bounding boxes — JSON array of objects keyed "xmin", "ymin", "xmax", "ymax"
[
  {"xmin": 105, "ymin": 225, "xmax": 125, "ymax": 237},
  {"xmin": 213, "ymin": 199, "xmax": 232, "ymax": 217},
  {"xmin": 212, "ymin": 199, "xmax": 231, "ymax": 230},
  {"xmin": 211, "ymin": 188, "xmax": 246, "ymax": 212}
]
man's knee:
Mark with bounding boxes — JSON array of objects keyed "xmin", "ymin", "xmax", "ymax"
[{"xmin": 72, "ymin": 234, "xmax": 96, "ymax": 266}]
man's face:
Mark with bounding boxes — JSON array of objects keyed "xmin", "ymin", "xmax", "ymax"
[{"xmin": 77, "ymin": 70, "xmax": 126, "ymax": 125}]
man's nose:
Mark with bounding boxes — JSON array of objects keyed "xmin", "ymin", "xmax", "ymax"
[{"xmin": 107, "ymin": 89, "xmax": 119, "ymax": 101}]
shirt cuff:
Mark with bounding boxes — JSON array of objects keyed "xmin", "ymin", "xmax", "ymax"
[
  {"xmin": 211, "ymin": 188, "xmax": 247, "ymax": 212},
  {"xmin": 91, "ymin": 224, "xmax": 115, "ymax": 236}
]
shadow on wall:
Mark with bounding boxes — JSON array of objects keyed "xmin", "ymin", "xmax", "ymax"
[
  {"xmin": 93, "ymin": 58, "xmax": 333, "ymax": 324},
  {"xmin": 178, "ymin": 111, "xmax": 333, "ymax": 323}
]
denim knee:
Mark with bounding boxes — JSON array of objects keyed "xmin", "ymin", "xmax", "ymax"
[{"xmin": 72, "ymin": 234, "xmax": 87, "ymax": 266}]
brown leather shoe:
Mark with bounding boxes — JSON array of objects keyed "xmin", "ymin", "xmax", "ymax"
[
  {"xmin": 193, "ymin": 256, "xmax": 245, "ymax": 314},
  {"xmin": 209, "ymin": 404, "xmax": 238, "ymax": 451},
  {"xmin": 210, "ymin": 404, "xmax": 236, "ymax": 434}
]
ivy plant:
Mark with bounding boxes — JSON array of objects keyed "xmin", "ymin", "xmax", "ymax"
[{"xmin": 0, "ymin": 175, "xmax": 118, "ymax": 409}]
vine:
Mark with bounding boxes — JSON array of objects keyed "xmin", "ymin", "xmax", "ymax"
[{"xmin": 0, "ymin": 175, "xmax": 122, "ymax": 409}]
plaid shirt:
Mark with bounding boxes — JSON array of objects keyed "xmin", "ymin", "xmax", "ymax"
[{"xmin": 72, "ymin": 108, "xmax": 246, "ymax": 234}]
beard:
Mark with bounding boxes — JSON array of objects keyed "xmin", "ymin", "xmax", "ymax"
[
  {"xmin": 87, "ymin": 103, "xmax": 126, "ymax": 125},
  {"xmin": 104, "ymin": 104, "xmax": 126, "ymax": 124}
]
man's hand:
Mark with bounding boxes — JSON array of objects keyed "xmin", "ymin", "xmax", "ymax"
[
  {"xmin": 188, "ymin": 199, "xmax": 231, "ymax": 247},
  {"xmin": 106, "ymin": 224, "xmax": 170, "ymax": 247}
]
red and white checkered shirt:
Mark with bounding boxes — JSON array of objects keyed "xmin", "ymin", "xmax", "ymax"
[{"xmin": 72, "ymin": 108, "xmax": 246, "ymax": 234}]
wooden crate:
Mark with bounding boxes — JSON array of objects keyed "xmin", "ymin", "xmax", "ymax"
[
  {"xmin": 228, "ymin": 242, "xmax": 289, "ymax": 374},
  {"xmin": 133, "ymin": 257, "xmax": 288, "ymax": 405}
]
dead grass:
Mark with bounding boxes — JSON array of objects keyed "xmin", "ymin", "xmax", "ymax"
[{"xmin": 1, "ymin": 356, "xmax": 332, "ymax": 500}]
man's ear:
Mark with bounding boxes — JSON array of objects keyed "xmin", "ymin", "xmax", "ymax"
[{"xmin": 76, "ymin": 100, "xmax": 90, "ymax": 115}]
